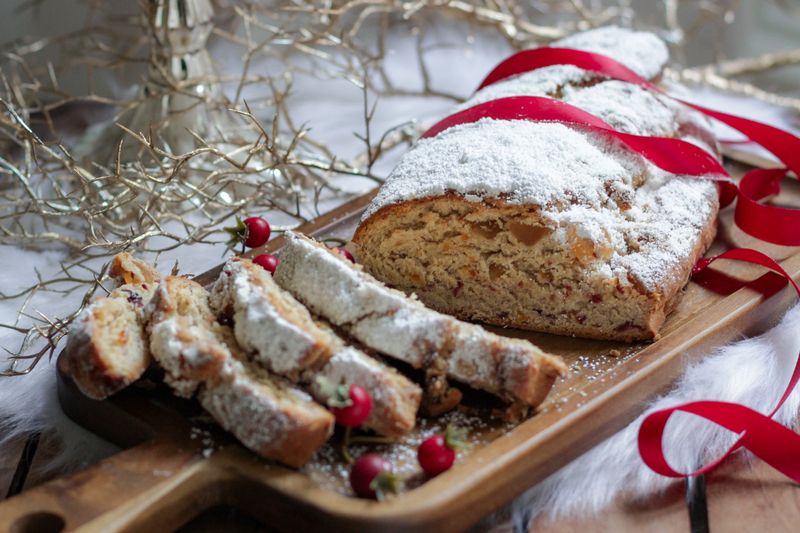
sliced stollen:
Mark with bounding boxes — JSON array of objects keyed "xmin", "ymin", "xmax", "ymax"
[
  {"xmin": 352, "ymin": 26, "xmax": 720, "ymax": 342},
  {"xmin": 146, "ymin": 276, "xmax": 233, "ymax": 397},
  {"xmin": 146, "ymin": 275, "xmax": 334, "ymax": 467},
  {"xmin": 64, "ymin": 283, "xmax": 156, "ymax": 400},
  {"xmin": 63, "ymin": 253, "xmax": 162, "ymax": 400},
  {"xmin": 273, "ymin": 232, "xmax": 567, "ymax": 409},
  {"xmin": 210, "ymin": 257, "xmax": 422, "ymax": 437},
  {"xmin": 209, "ymin": 256, "xmax": 333, "ymax": 378}
]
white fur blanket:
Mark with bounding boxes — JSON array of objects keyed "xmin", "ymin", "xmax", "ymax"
[{"xmin": 507, "ymin": 302, "xmax": 800, "ymax": 530}]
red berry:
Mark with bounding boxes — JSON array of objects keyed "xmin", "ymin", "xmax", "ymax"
[
  {"xmin": 253, "ymin": 253, "xmax": 279, "ymax": 273},
  {"xmin": 331, "ymin": 384, "xmax": 372, "ymax": 427},
  {"xmin": 417, "ymin": 434, "xmax": 456, "ymax": 475},
  {"xmin": 334, "ymin": 247, "xmax": 355, "ymax": 262},
  {"xmin": 242, "ymin": 217, "xmax": 271, "ymax": 248},
  {"xmin": 350, "ymin": 454, "xmax": 397, "ymax": 500}
]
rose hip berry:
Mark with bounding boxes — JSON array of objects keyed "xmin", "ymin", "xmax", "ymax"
[
  {"xmin": 350, "ymin": 453, "xmax": 400, "ymax": 500},
  {"xmin": 330, "ymin": 384, "xmax": 372, "ymax": 427},
  {"xmin": 242, "ymin": 216, "xmax": 271, "ymax": 248},
  {"xmin": 253, "ymin": 253, "xmax": 279, "ymax": 274},
  {"xmin": 417, "ymin": 425, "xmax": 468, "ymax": 476},
  {"xmin": 333, "ymin": 247, "xmax": 355, "ymax": 262},
  {"xmin": 224, "ymin": 216, "xmax": 271, "ymax": 253}
]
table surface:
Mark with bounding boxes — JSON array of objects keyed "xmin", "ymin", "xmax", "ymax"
[
  {"xmin": 532, "ymin": 454, "xmax": 800, "ymax": 533},
  {"xmin": 3, "ymin": 434, "xmax": 799, "ymax": 531}
]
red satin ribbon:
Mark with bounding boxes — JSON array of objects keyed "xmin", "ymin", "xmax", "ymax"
[
  {"xmin": 422, "ymin": 48, "xmax": 800, "ymax": 483},
  {"xmin": 421, "ymin": 96, "xmax": 738, "ymax": 206},
  {"xmin": 640, "ymin": 249, "xmax": 800, "ymax": 482},
  {"xmin": 475, "ymin": 46, "xmax": 800, "ymax": 246}
]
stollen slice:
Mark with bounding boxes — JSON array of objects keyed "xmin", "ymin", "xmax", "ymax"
[
  {"xmin": 146, "ymin": 275, "xmax": 334, "ymax": 467},
  {"xmin": 209, "ymin": 257, "xmax": 422, "ymax": 437},
  {"xmin": 209, "ymin": 256, "xmax": 333, "ymax": 379},
  {"xmin": 63, "ymin": 252, "xmax": 163, "ymax": 399},
  {"xmin": 63, "ymin": 281, "xmax": 156, "ymax": 400},
  {"xmin": 274, "ymin": 232, "xmax": 567, "ymax": 410}
]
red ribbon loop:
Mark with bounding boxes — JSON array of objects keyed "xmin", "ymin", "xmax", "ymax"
[
  {"xmin": 638, "ymin": 400, "xmax": 800, "ymax": 482},
  {"xmin": 737, "ymin": 168, "xmax": 799, "ymax": 245},
  {"xmin": 639, "ymin": 249, "xmax": 800, "ymax": 482},
  {"xmin": 475, "ymin": 46, "xmax": 800, "ymax": 246}
]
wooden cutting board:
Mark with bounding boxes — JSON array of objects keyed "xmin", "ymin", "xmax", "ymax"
[{"xmin": 1, "ymin": 151, "xmax": 799, "ymax": 533}]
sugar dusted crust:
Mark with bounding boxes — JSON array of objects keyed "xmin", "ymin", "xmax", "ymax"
[
  {"xmin": 209, "ymin": 257, "xmax": 334, "ymax": 378},
  {"xmin": 199, "ymin": 358, "xmax": 334, "ymax": 468},
  {"xmin": 552, "ymin": 26, "xmax": 668, "ymax": 80},
  {"xmin": 353, "ymin": 27, "xmax": 721, "ymax": 341},
  {"xmin": 274, "ymin": 232, "xmax": 566, "ymax": 406}
]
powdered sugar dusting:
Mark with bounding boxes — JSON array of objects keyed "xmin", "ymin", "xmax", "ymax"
[
  {"xmin": 148, "ymin": 316, "xmax": 204, "ymax": 397},
  {"xmin": 210, "ymin": 258, "xmax": 321, "ymax": 375},
  {"xmin": 364, "ymin": 119, "xmax": 638, "ymax": 218},
  {"xmin": 473, "ymin": 64, "xmax": 597, "ymax": 106},
  {"xmin": 460, "ymin": 79, "xmax": 679, "ymax": 136},
  {"xmin": 146, "ymin": 273, "xmax": 332, "ymax": 464},
  {"xmin": 306, "ymin": 345, "xmax": 422, "ymax": 436},
  {"xmin": 199, "ymin": 358, "xmax": 320, "ymax": 457},
  {"xmin": 362, "ymin": 26, "xmax": 720, "ymax": 294},
  {"xmin": 610, "ymin": 173, "xmax": 718, "ymax": 291},
  {"xmin": 455, "ymin": 26, "xmax": 669, "ymax": 115},
  {"xmin": 551, "ymin": 26, "xmax": 668, "ymax": 80},
  {"xmin": 461, "ymin": 77, "xmax": 717, "ymax": 153}
]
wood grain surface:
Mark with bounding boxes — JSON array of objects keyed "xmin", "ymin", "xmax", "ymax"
[
  {"xmin": 528, "ymin": 447, "xmax": 800, "ymax": 533},
  {"xmin": 0, "ymin": 151, "xmax": 798, "ymax": 533}
]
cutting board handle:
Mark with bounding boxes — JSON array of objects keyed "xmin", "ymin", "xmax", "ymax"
[{"xmin": 0, "ymin": 438, "xmax": 220, "ymax": 532}]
